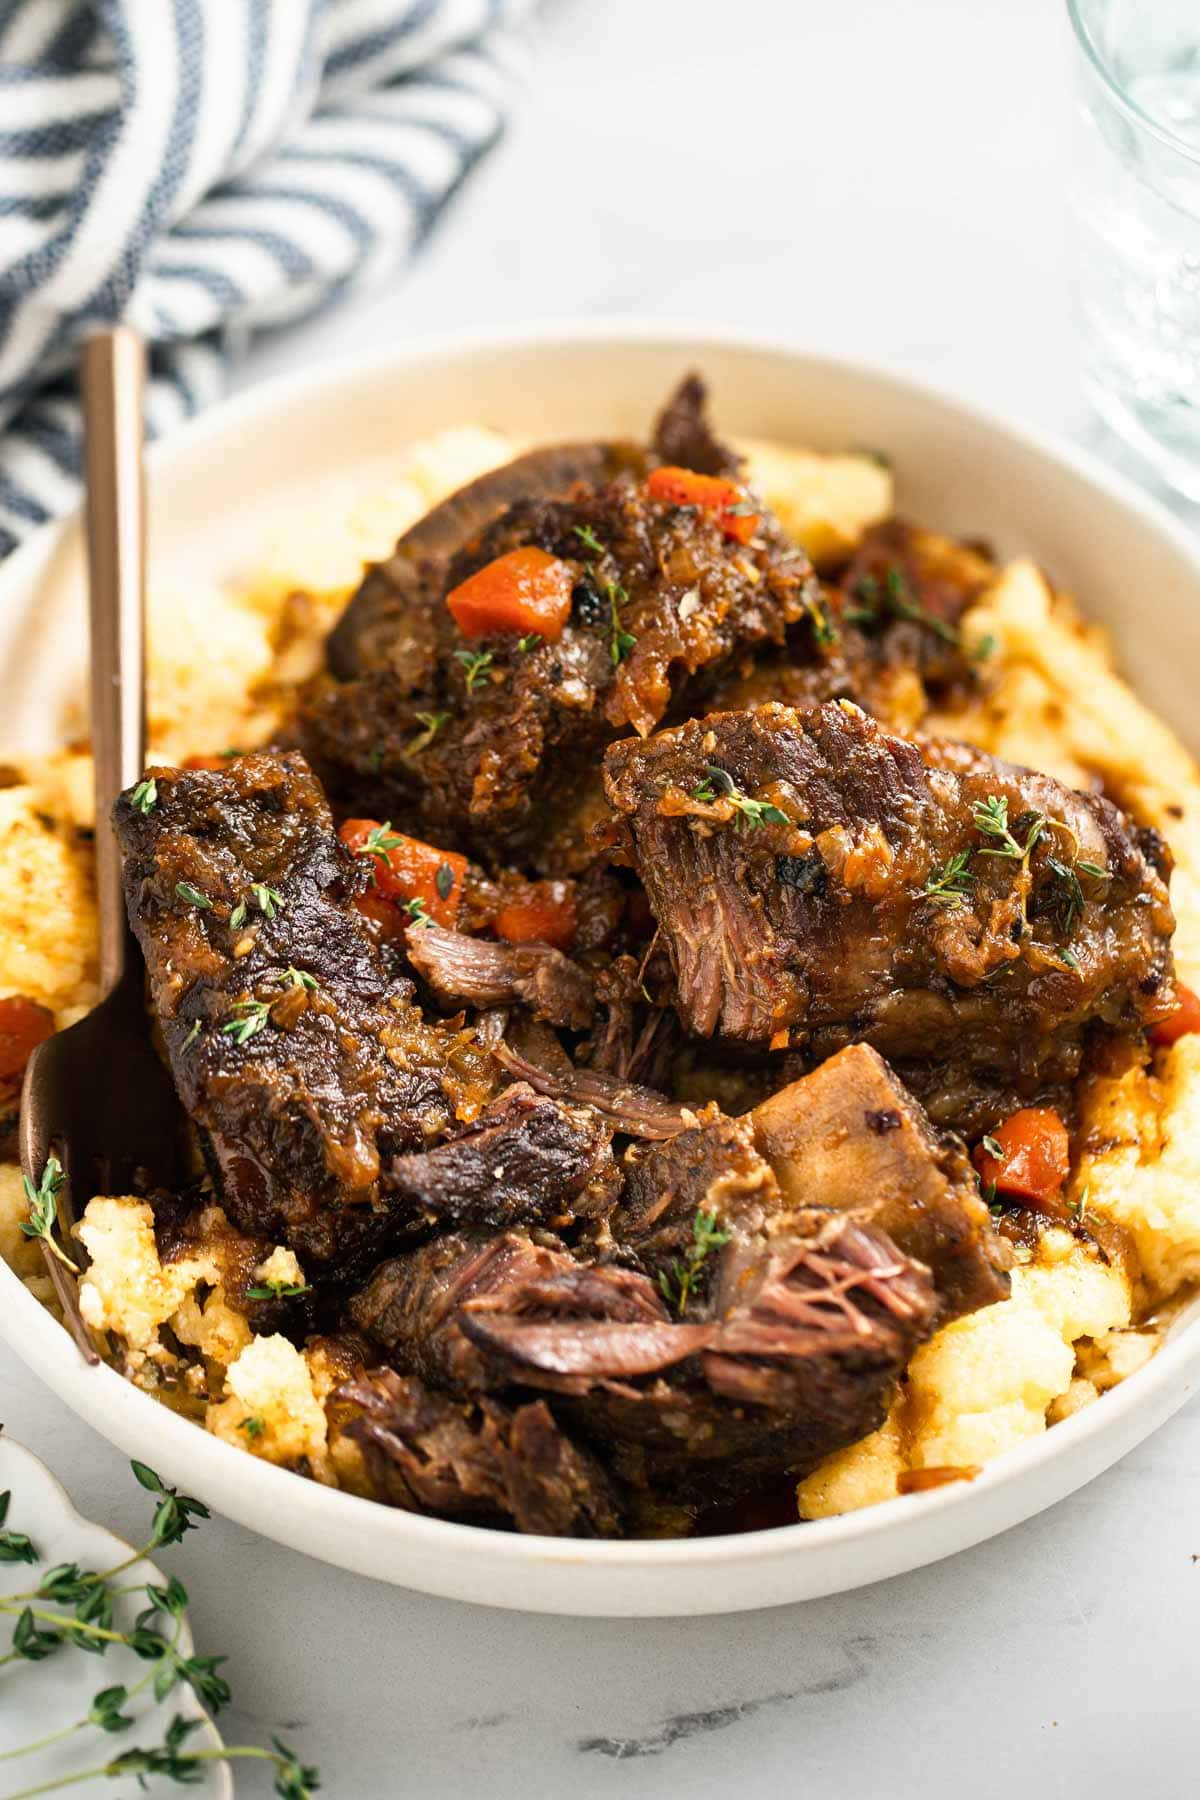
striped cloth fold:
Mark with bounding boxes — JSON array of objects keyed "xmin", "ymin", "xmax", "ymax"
[{"xmin": 0, "ymin": 0, "xmax": 534, "ymax": 557}]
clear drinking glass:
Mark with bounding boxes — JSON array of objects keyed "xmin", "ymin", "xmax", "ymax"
[{"xmin": 1068, "ymin": 0, "xmax": 1200, "ymax": 499}]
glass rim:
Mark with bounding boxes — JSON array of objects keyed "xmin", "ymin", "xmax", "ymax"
[{"xmin": 1066, "ymin": 0, "xmax": 1200, "ymax": 169}]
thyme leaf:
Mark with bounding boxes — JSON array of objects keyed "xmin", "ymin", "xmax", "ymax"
[
  {"xmin": 250, "ymin": 882, "xmax": 284, "ymax": 920},
  {"xmin": 174, "ymin": 882, "xmax": 212, "ymax": 911},
  {"xmin": 408, "ymin": 710, "xmax": 449, "ymax": 754},
  {"xmin": 921, "ymin": 849, "xmax": 975, "ymax": 906},
  {"xmin": 18, "ymin": 1154, "xmax": 79, "ymax": 1273},
  {"xmin": 658, "ymin": 1209, "xmax": 732, "ymax": 1315},
  {"xmin": 219, "ymin": 999, "xmax": 272, "ymax": 1045},
  {"xmin": 607, "ymin": 580, "xmax": 636, "ymax": 665},
  {"xmin": 572, "ymin": 523, "xmax": 606, "ymax": 556},
  {"xmin": 455, "ymin": 648, "xmax": 495, "ymax": 693},
  {"xmin": 245, "ymin": 1279, "xmax": 311, "ymax": 1301},
  {"xmin": 129, "ymin": 777, "xmax": 157, "ymax": 815},
  {"xmin": 689, "ymin": 765, "xmax": 789, "ymax": 830}
]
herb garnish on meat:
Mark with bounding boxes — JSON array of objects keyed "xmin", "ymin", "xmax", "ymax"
[
  {"xmin": 454, "ymin": 648, "xmax": 494, "ymax": 693},
  {"xmin": 845, "ymin": 564, "xmax": 960, "ymax": 645},
  {"xmin": 408, "ymin": 710, "xmax": 449, "ymax": 754},
  {"xmin": 220, "ymin": 999, "xmax": 272, "ymax": 1044},
  {"xmin": 658, "ymin": 1207, "xmax": 732, "ymax": 1314},
  {"xmin": 690, "ymin": 764, "xmax": 789, "ymax": 829},
  {"xmin": 922, "ymin": 849, "xmax": 975, "ymax": 906}
]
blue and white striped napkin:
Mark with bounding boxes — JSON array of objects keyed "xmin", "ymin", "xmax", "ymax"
[{"xmin": 0, "ymin": 0, "xmax": 534, "ymax": 558}]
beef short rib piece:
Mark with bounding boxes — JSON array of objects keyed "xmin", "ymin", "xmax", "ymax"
[
  {"xmin": 616, "ymin": 1045, "xmax": 1008, "ymax": 1326},
  {"xmin": 351, "ymin": 1230, "xmax": 698, "ymax": 1397},
  {"xmin": 114, "ymin": 752, "xmax": 495, "ymax": 1271},
  {"xmin": 352, "ymin": 1210, "xmax": 936, "ymax": 1507},
  {"xmin": 382, "ymin": 1084, "xmax": 619, "ymax": 1235},
  {"xmin": 614, "ymin": 1113, "xmax": 783, "ymax": 1283},
  {"xmin": 302, "ymin": 379, "xmax": 826, "ymax": 869},
  {"xmin": 604, "ymin": 700, "xmax": 1175, "ymax": 1122},
  {"xmin": 750, "ymin": 1044, "xmax": 1010, "ymax": 1320},
  {"xmin": 343, "ymin": 1369, "xmax": 622, "ymax": 1537},
  {"xmin": 559, "ymin": 1210, "xmax": 936, "ymax": 1503}
]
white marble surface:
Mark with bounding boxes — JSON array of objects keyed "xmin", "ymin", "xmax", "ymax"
[{"xmin": 4, "ymin": 1, "xmax": 1200, "ymax": 1793}]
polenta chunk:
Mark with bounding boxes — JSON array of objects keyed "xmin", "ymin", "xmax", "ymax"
[
  {"xmin": 799, "ymin": 1233, "xmax": 1131, "ymax": 1518},
  {"xmin": 739, "ymin": 438, "xmax": 893, "ymax": 568}
]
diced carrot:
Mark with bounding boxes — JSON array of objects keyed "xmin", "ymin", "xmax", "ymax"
[
  {"xmin": 645, "ymin": 465, "xmax": 760, "ymax": 544},
  {"xmin": 0, "ymin": 994, "xmax": 53, "ymax": 1083},
  {"xmin": 973, "ymin": 1107, "xmax": 1070, "ymax": 1206},
  {"xmin": 493, "ymin": 881, "xmax": 577, "ymax": 951},
  {"xmin": 340, "ymin": 819, "xmax": 468, "ymax": 928},
  {"xmin": 446, "ymin": 546, "xmax": 575, "ymax": 642},
  {"xmin": 1150, "ymin": 981, "xmax": 1200, "ymax": 1046}
]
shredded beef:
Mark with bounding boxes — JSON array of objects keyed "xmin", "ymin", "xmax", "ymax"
[
  {"xmin": 603, "ymin": 699, "xmax": 1175, "ymax": 1126},
  {"xmin": 343, "ymin": 1369, "xmax": 623, "ymax": 1536}
]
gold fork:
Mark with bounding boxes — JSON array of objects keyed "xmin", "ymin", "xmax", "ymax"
[{"xmin": 20, "ymin": 329, "xmax": 185, "ymax": 1359}]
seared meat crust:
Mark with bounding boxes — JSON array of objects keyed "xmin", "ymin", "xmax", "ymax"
[
  {"xmin": 302, "ymin": 385, "xmax": 823, "ymax": 870},
  {"xmin": 114, "ymin": 752, "xmax": 495, "ymax": 1271},
  {"xmin": 604, "ymin": 700, "xmax": 1175, "ymax": 1125}
]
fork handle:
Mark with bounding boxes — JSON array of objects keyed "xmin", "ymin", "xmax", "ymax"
[{"xmin": 82, "ymin": 329, "xmax": 147, "ymax": 997}]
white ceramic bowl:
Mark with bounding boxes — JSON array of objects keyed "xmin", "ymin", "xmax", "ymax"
[{"xmin": 2, "ymin": 324, "xmax": 1199, "ymax": 1617}]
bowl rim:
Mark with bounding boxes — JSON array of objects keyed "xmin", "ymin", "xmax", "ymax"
[{"xmin": 3, "ymin": 314, "xmax": 1200, "ymax": 1585}]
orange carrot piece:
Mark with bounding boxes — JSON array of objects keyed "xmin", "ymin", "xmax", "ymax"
[
  {"xmin": 446, "ymin": 546, "xmax": 574, "ymax": 642},
  {"xmin": 340, "ymin": 819, "xmax": 467, "ymax": 928},
  {"xmin": 1150, "ymin": 981, "xmax": 1200, "ymax": 1047},
  {"xmin": 645, "ymin": 465, "xmax": 760, "ymax": 544},
  {"xmin": 973, "ymin": 1107, "xmax": 1070, "ymax": 1206}
]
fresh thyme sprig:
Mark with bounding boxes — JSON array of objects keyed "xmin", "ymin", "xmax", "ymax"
[
  {"xmin": 404, "ymin": 896, "xmax": 434, "ymax": 928},
  {"xmin": 0, "ymin": 1461, "xmax": 321, "ymax": 1798},
  {"xmin": 689, "ymin": 764, "xmax": 789, "ymax": 830},
  {"xmin": 572, "ymin": 523, "xmax": 606, "ymax": 556},
  {"xmin": 455, "ymin": 648, "xmax": 494, "ymax": 693},
  {"xmin": 18, "ymin": 1154, "xmax": 79, "ymax": 1274},
  {"xmin": 971, "ymin": 793, "xmax": 1046, "ymax": 863},
  {"xmin": 356, "ymin": 821, "xmax": 404, "ymax": 869},
  {"xmin": 658, "ymin": 1210, "xmax": 732, "ymax": 1315},
  {"xmin": 806, "ymin": 591, "xmax": 838, "ymax": 648},
  {"xmin": 129, "ymin": 778, "xmax": 157, "ymax": 815},
  {"xmin": 408, "ymin": 710, "xmax": 450, "ymax": 754},
  {"xmin": 279, "ymin": 966, "xmax": 318, "ymax": 992},
  {"xmin": 607, "ymin": 580, "xmax": 636, "ymax": 666},
  {"xmin": 229, "ymin": 883, "xmax": 285, "ymax": 931},
  {"xmin": 921, "ymin": 849, "xmax": 975, "ymax": 907},
  {"xmin": 219, "ymin": 999, "xmax": 272, "ymax": 1045},
  {"xmin": 0, "ymin": 1491, "xmax": 37, "ymax": 1565},
  {"xmin": 845, "ymin": 565, "xmax": 960, "ymax": 645}
]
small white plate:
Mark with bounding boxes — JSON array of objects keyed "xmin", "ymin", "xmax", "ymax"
[
  {"xmin": 0, "ymin": 324, "xmax": 1198, "ymax": 1616},
  {"xmin": 0, "ymin": 1436, "xmax": 230, "ymax": 1798}
]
